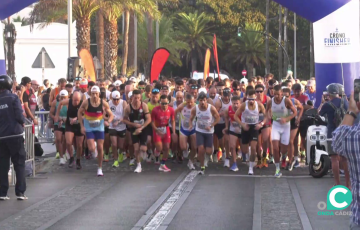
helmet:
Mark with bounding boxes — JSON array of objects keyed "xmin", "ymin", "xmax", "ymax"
[
  {"xmin": 326, "ymin": 83, "xmax": 340, "ymax": 95},
  {"xmin": 0, "ymin": 75, "xmax": 13, "ymax": 91}
]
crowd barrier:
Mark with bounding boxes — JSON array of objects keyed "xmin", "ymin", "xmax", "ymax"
[
  {"xmin": 35, "ymin": 110, "xmax": 54, "ymax": 144},
  {"xmin": 6, "ymin": 118, "xmax": 35, "ymax": 185}
]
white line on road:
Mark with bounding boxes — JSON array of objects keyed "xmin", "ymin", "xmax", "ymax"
[
  {"xmin": 142, "ymin": 170, "xmax": 198, "ymax": 230},
  {"xmin": 208, "ymin": 174, "xmax": 330, "ymax": 178}
]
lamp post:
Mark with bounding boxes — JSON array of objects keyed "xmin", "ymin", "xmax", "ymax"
[
  {"xmin": 237, "ymin": 27, "xmax": 291, "ymax": 74},
  {"xmin": 4, "ymin": 22, "xmax": 16, "ymax": 81}
]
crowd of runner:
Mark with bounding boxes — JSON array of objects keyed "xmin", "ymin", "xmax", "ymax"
[{"xmin": 13, "ymin": 74, "xmax": 320, "ymax": 177}]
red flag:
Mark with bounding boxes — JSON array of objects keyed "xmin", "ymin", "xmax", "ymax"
[
  {"xmin": 150, "ymin": 48, "xmax": 170, "ymax": 83},
  {"xmin": 204, "ymin": 49, "xmax": 211, "ymax": 80},
  {"xmin": 213, "ymin": 34, "xmax": 220, "ymax": 80}
]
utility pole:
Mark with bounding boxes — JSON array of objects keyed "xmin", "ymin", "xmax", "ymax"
[
  {"xmin": 67, "ymin": 0, "xmax": 72, "ymax": 57},
  {"xmin": 294, "ymin": 13, "xmax": 297, "ymax": 79},
  {"xmin": 134, "ymin": 14, "xmax": 138, "ymax": 76}
]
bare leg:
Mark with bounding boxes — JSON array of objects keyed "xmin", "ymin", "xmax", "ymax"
[
  {"xmin": 331, "ymin": 155, "xmax": 340, "ymax": 185},
  {"xmin": 96, "ymin": 139, "xmax": 104, "ymax": 168}
]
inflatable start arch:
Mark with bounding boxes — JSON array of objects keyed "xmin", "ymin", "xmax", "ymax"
[{"xmin": 274, "ymin": 0, "xmax": 360, "ymax": 106}]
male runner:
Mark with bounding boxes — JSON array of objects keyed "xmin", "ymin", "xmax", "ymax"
[
  {"xmin": 83, "ymin": 81, "xmax": 96, "ymax": 100},
  {"xmin": 78, "ymin": 86, "xmax": 114, "ymax": 176},
  {"xmin": 266, "ymin": 85, "xmax": 297, "ymax": 177},
  {"xmin": 189, "ymin": 92, "xmax": 220, "ymax": 175},
  {"xmin": 223, "ymin": 96, "xmax": 242, "ymax": 171},
  {"xmin": 169, "ymin": 91, "xmax": 183, "ymax": 162},
  {"xmin": 175, "ymin": 93, "xmax": 197, "ymax": 170},
  {"xmin": 123, "ymin": 90, "xmax": 151, "ymax": 173},
  {"xmin": 151, "ymin": 95, "xmax": 176, "ymax": 172},
  {"xmin": 50, "ymin": 78, "xmax": 67, "ymax": 102},
  {"xmin": 215, "ymin": 88, "xmax": 232, "ymax": 166},
  {"xmin": 234, "ymin": 89, "xmax": 267, "ymax": 175},
  {"xmin": 55, "ymin": 91, "xmax": 84, "ymax": 169},
  {"xmin": 232, "ymin": 81, "xmax": 241, "ymax": 97}
]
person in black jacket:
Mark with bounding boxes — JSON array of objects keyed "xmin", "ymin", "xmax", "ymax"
[{"xmin": 0, "ymin": 75, "xmax": 28, "ymax": 200}]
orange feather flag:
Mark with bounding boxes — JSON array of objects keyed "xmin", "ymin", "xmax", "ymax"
[{"xmin": 203, "ymin": 49, "xmax": 211, "ymax": 80}]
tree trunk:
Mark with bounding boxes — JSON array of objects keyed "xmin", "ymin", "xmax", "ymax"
[
  {"xmin": 122, "ymin": 10, "xmax": 130, "ymax": 75},
  {"xmin": 277, "ymin": 5, "xmax": 283, "ymax": 80},
  {"xmin": 191, "ymin": 52, "xmax": 197, "ymax": 73},
  {"xmin": 265, "ymin": 0, "xmax": 270, "ymax": 74},
  {"xmin": 247, "ymin": 62, "xmax": 254, "ymax": 78},
  {"xmin": 96, "ymin": 10, "xmax": 105, "ymax": 79},
  {"xmin": 76, "ymin": 17, "xmax": 91, "ymax": 52},
  {"xmin": 104, "ymin": 19, "xmax": 118, "ymax": 80},
  {"xmin": 128, "ymin": 13, "xmax": 135, "ymax": 70},
  {"xmin": 147, "ymin": 13, "xmax": 154, "ymax": 67},
  {"xmin": 310, "ymin": 22, "xmax": 315, "ymax": 79},
  {"xmin": 283, "ymin": 7, "xmax": 288, "ymax": 75}
]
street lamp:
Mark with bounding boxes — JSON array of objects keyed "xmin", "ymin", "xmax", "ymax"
[
  {"xmin": 4, "ymin": 22, "xmax": 16, "ymax": 81},
  {"xmin": 237, "ymin": 27, "xmax": 291, "ymax": 74}
]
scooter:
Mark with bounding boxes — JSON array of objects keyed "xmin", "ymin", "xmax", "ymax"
[{"xmin": 303, "ymin": 108, "xmax": 331, "ymax": 178}]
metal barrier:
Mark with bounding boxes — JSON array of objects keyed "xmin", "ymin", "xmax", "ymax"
[
  {"xmin": 5, "ymin": 118, "xmax": 36, "ymax": 185},
  {"xmin": 35, "ymin": 110, "xmax": 54, "ymax": 144}
]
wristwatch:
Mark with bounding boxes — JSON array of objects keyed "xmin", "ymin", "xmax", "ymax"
[{"xmin": 346, "ymin": 111, "xmax": 357, "ymax": 119}]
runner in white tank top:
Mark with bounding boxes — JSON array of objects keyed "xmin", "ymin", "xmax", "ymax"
[
  {"xmin": 108, "ymin": 91, "xmax": 128, "ymax": 168},
  {"xmin": 266, "ymin": 85, "xmax": 297, "ymax": 178},
  {"xmin": 170, "ymin": 91, "xmax": 184, "ymax": 163},
  {"xmin": 234, "ymin": 90, "xmax": 267, "ymax": 176}
]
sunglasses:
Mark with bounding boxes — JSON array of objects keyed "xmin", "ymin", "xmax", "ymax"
[
  {"xmin": 233, "ymin": 88, "xmax": 240, "ymax": 91},
  {"xmin": 75, "ymin": 77, "xmax": 82, "ymax": 81},
  {"xmin": 138, "ymin": 87, "xmax": 145, "ymax": 90},
  {"xmin": 256, "ymin": 90, "xmax": 263, "ymax": 93},
  {"xmin": 113, "ymin": 98, "xmax": 120, "ymax": 101},
  {"xmin": 152, "ymin": 89, "xmax": 160, "ymax": 93},
  {"xmin": 247, "ymin": 98, "xmax": 256, "ymax": 101},
  {"xmin": 161, "ymin": 102, "xmax": 169, "ymax": 105},
  {"xmin": 191, "ymin": 85, "xmax": 198, "ymax": 89}
]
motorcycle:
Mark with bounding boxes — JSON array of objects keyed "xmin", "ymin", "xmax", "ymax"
[{"xmin": 303, "ymin": 108, "xmax": 331, "ymax": 178}]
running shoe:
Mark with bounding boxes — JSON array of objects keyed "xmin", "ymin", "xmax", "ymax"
[
  {"xmin": 187, "ymin": 160, "xmax": 195, "ymax": 170},
  {"xmin": 213, "ymin": 154, "xmax": 218, "ymax": 163},
  {"xmin": 118, "ymin": 153, "xmax": 124, "ymax": 163},
  {"xmin": 224, "ymin": 158, "xmax": 230, "ymax": 168},
  {"xmin": 55, "ymin": 152, "xmax": 60, "ymax": 159},
  {"xmin": 294, "ymin": 160, "xmax": 300, "ymax": 168},
  {"xmin": 104, "ymin": 154, "xmax": 109, "ymax": 162},
  {"xmin": 204, "ymin": 154, "xmax": 210, "ymax": 167},
  {"xmin": 230, "ymin": 163, "xmax": 239, "ymax": 172},
  {"xmin": 255, "ymin": 159, "xmax": 262, "ymax": 168},
  {"xmin": 122, "ymin": 152, "xmax": 128, "ymax": 161},
  {"xmin": 199, "ymin": 167, "xmax": 205, "ymax": 175},
  {"xmin": 16, "ymin": 194, "xmax": 28, "ymax": 200},
  {"xmin": 159, "ymin": 164, "xmax": 171, "ymax": 172},
  {"xmin": 134, "ymin": 163, "xmax": 142, "ymax": 173},
  {"xmin": 281, "ymin": 158, "xmax": 286, "ymax": 169},
  {"xmin": 65, "ymin": 152, "xmax": 70, "ymax": 160},
  {"xmin": 274, "ymin": 169, "xmax": 282, "ymax": 178},
  {"xmin": 169, "ymin": 150, "xmax": 173, "ymax": 158},
  {"xmin": 97, "ymin": 168, "xmax": 104, "ymax": 177},
  {"xmin": 112, "ymin": 160, "xmax": 120, "ymax": 168},
  {"xmin": 76, "ymin": 160, "xmax": 82, "ymax": 170},
  {"xmin": 268, "ymin": 156, "xmax": 274, "ymax": 164},
  {"xmin": 129, "ymin": 158, "xmax": 135, "ymax": 166},
  {"xmin": 68, "ymin": 157, "xmax": 74, "ymax": 168},
  {"xmin": 92, "ymin": 150, "xmax": 98, "ymax": 159},
  {"xmin": 262, "ymin": 158, "xmax": 268, "ymax": 168},
  {"xmin": 248, "ymin": 166, "xmax": 254, "ymax": 175},
  {"xmin": 0, "ymin": 196, "xmax": 10, "ymax": 200},
  {"xmin": 59, "ymin": 157, "xmax": 66, "ymax": 166}
]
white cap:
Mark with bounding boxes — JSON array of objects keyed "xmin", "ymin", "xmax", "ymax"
[
  {"xmin": 281, "ymin": 86, "xmax": 288, "ymax": 90},
  {"xmin": 240, "ymin": 77, "xmax": 248, "ymax": 84},
  {"xmin": 198, "ymin": 88, "xmax": 207, "ymax": 95},
  {"xmin": 128, "ymin": 91, "xmax": 133, "ymax": 98},
  {"xmin": 114, "ymin": 80, "xmax": 122, "ymax": 86},
  {"xmin": 59, "ymin": 90, "xmax": 69, "ymax": 96},
  {"xmin": 129, "ymin": 76, "xmax": 136, "ymax": 82},
  {"xmin": 111, "ymin": 91, "xmax": 121, "ymax": 99},
  {"xmin": 91, "ymin": 86, "xmax": 100, "ymax": 93},
  {"xmin": 307, "ymin": 80, "xmax": 315, "ymax": 87}
]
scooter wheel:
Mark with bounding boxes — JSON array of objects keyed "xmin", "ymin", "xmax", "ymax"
[{"xmin": 309, "ymin": 155, "xmax": 331, "ymax": 178}]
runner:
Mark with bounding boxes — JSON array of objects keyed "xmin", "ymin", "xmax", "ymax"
[
  {"xmin": 83, "ymin": 81, "xmax": 95, "ymax": 100},
  {"xmin": 123, "ymin": 90, "xmax": 151, "ymax": 173},
  {"xmin": 151, "ymin": 95, "xmax": 176, "ymax": 172},
  {"xmin": 108, "ymin": 91, "xmax": 128, "ymax": 167},
  {"xmin": 50, "ymin": 90, "xmax": 68, "ymax": 165},
  {"xmin": 145, "ymin": 88, "xmax": 160, "ymax": 163},
  {"xmin": 169, "ymin": 91, "xmax": 183, "ymax": 163},
  {"xmin": 55, "ymin": 91, "xmax": 84, "ymax": 169},
  {"xmin": 78, "ymin": 86, "xmax": 114, "ymax": 176},
  {"xmin": 215, "ymin": 88, "xmax": 232, "ymax": 166},
  {"xmin": 188, "ymin": 92, "xmax": 220, "ymax": 175},
  {"xmin": 282, "ymin": 87, "xmax": 303, "ymax": 171},
  {"xmin": 175, "ymin": 93, "xmax": 196, "ymax": 170},
  {"xmin": 266, "ymin": 85, "xmax": 297, "ymax": 177},
  {"xmin": 222, "ymin": 96, "xmax": 242, "ymax": 171},
  {"xmin": 234, "ymin": 89, "xmax": 267, "ymax": 175},
  {"xmin": 50, "ymin": 78, "xmax": 67, "ymax": 102}
]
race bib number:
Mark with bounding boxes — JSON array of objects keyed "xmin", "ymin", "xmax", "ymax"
[
  {"xmin": 232, "ymin": 122, "xmax": 241, "ymax": 133},
  {"xmin": 244, "ymin": 116, "xmax": 258, "ymax": 124},
  {"xmin": 157, "ymin": 127, "xmax": 166, "ymax": 134},
  {"xmin": 198, "ymin": 121, "xmax": 209, "ymax": 130},
  {"xmin": 134, "ymin": 119, "xmax": 144, "ymax": 125},
  {"xmin": 89, "ymin": 120, "xmax": 101, "ymax": 128},
  {"xmin": 70, "ymin": 117, "xmax": 79, "ymax": 124},
  {"xmin": 59, "ymin": 116, "xmax": 67, "ymax": 122},
  {"xmin": 183, "ymin": 120, "xmax": 190, "ymax": 129}
]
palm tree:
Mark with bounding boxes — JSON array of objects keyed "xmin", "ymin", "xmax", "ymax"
[
  {"xmin": 265, "ymin": 0, "xmax": 270, "ymax": 73},
  {"xmin": 29, "ymin": 0, "xmax": 100, "ymax": 53},
  {"xmin": 96, "ymin": 10, "xmax": 105, "ymax": 79},
  {"xmin": 226, "ymin": 23, "xmax": 265, "ymax": 78},
  {"xmin": 174, "ymin": 11, "xmax": 213, "ymax": 72},
  {"xmin": 137, "ymin": 17, "xmax": 190, "ymax": 75}
]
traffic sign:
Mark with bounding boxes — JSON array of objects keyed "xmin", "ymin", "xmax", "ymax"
[{"xmin": 242, "ymin": 70, "xmax": 247, "ymax": 76}]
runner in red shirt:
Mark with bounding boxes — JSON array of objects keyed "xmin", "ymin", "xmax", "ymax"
[{"xmin": 151, "ymin": 95, "xmax": 176, "ymax": 172}]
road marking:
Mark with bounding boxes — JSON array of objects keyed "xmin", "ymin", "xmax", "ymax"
[
  {"xmin": 132, "ymin": 170, "xmax": 198, "ymax": 230},
  {"xmin": 208, "ymin": 174, "xmax": 332, "ymax": 178},
  {"xmin": 288, "ymin": 180, "xmax": 313, "ymax": 230},
  {"xmin": 252, "ymin": 178, "xmax": 261, "ymax": 230}
]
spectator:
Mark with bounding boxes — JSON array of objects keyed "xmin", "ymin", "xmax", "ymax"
[
  {"xmin": 36, "ymin": 86, "xmax": 45, "ymax": 110},
  {"xmin": 43, "ymin": 79, "xmax": 50, "ymax": 90},
  {"xmin": 21, "ymin": 77, "xmax": 38, "ymax": 125},
  {"xmin": 42, "ymin": 88, "xmax": 51, "ymax": 112}
]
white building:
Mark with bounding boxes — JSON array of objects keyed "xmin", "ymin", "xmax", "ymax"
[{"xmin": 13, "ymin": 21, "xmax": 77, "ymax": 85}]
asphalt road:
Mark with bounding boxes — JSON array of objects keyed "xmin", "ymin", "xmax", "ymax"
[{"xmin": 0, "ymin": 157, "xmax": 351, "ymax": 230}]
